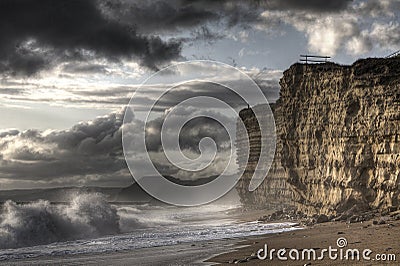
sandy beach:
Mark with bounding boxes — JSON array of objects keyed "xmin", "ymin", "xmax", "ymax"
[
  {"xmin": 207, "ymin": 218, "xmax": 400, "ymax": 265},
  {"xmin": 1, "ymin": 239, "xmax": 241, "ymax": 266}
]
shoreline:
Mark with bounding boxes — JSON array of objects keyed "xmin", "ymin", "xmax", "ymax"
[
  {"xmin": 207, "ymin": 219, "xmax": 400, "ymax": 265},
  {"xmin": 3, "ymin": 209, "xmax": 399, "ymax": 265},
  {"xmin": 0, "ymin": 208, "xmax": 293, "ymax": 266}
]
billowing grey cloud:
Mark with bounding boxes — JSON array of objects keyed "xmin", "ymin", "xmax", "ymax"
[
  {"xmin": 0, "ymin": 109, "xmax": 129, "ymax": 187},
  {"xmin": 0, "ymin": 88, "xmax": 25, "ymax": 95},
  {"xmin": 61, "ymin": 63, "xmax": 109, "ymax": 75},
  {"xmin": 258, "ymin": 0, "xmax": 400, "ymax": 56},
  {"xmin": 145, "ymin": 106, "xmax": 231, "ymax": 153},
  {"xmin": 143, "ymin": 104, "xmax": 234, "ymax": 181},
  {"xmin": 100, "ymin": 0, "xmax": 373, "ymax": 63},
  {"xmin": 0, "ymin": 0, "xmax": 181, "ymax": 76},
  {"xmin": 0, "ymin": 0, "xmax": 375, "ymax": 77},
  {"xmin": 101, "ymin": 0, "xmax": 220, "ymax": 34},
  {"xmin": 264, "ymin": 0, "xmax": 353, "ymax": 12},
  {"xmin": 0, "ymin": 105, "xmax": 237, "ymax": 188}
]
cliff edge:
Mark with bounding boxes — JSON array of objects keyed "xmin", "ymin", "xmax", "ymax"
[{"xmin": 238, "ymin": 57, "xmax": 400, "ymax": 217}]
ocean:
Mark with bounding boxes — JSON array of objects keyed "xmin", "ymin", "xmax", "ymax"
[{"xmin": 0, "ymin": 193, "xmax": 300, "ymax": 262}]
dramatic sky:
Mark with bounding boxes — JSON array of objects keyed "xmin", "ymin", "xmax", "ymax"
[{"xmin": 0, "ymin": 0, "xmax": 399, "ymax": 189}]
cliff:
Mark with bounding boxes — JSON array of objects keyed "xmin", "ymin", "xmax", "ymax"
[
  {"xmin": 237, "ymin": 57, "xmax": 400, "ymax": 217},
  {"xmin": 236, "ymin": 104, "xmax": 294, "ymax": 209}
]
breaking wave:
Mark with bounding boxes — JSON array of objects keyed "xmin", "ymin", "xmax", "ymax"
[
  {"xmin": 0, "ymin": 193, "xmax": 120, "ymax": 249},
  {"xmin": 0, "ymin": 191, "xmax": 242, "ymax": 250}
]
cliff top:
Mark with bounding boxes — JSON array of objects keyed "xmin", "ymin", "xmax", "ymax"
[{"xmin": 285, "ymin": 57, "xmax": 400, "ymax": 77}]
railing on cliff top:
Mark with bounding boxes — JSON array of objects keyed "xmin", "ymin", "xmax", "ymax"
[
  {"xmin": 385, "ymin": 50, "xmax": 400, "ymax": 58},
  {"xmin": 300, "ymin": 54, "xmax": 331, "ymax": 64}
]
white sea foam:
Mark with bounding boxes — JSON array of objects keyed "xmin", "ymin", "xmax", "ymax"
[
  {"xmin": 0, "ymin": 193, "xmax": 120, "ymax": 249},
  {"xmin": 0, "ymin": 193, "xmax": 301, "ymax": 261}
]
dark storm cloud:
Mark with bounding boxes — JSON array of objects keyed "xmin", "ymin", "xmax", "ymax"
[
  {"xmin": 145, "ymin": 109, "xmax": 231, "ymax": 153},
  {"xmin": 179, "ymin": 0, "xmax": 352, "ymax": 18},
  {"xmin": 103, "ymin": 0, "xmax": 265, "ymax": 34},
  {"xmin": 61, "ymin": 63, "xmax": 109, "ymax": 75},
  {"xmin": 0, "ymin": 106, "xmax": 233, "ymax": 186},
  {"xmin": 0, "ymin": 88, "xmax": 25, "ymax": 95},
  {"xmin": 143, "ymin": 105, "xmax": 233, "ymax": 180},
  {"xmin": 183, "ymin": 26, "xmax": 225, "ymax": 46},
  {"xmin": 101, "ymin": 0, "xmax": 220, "ymax": 34},
  {"xmin": 176, "ymin": 117, "xmax": 230, "ymax": 152},
  {"xmin": 101, "ymin": 0, "xmax": 354, "ymax": 48},
  {"xmin": 0, "ymin": 129, "xmax": 19, "ymax": 138},
  {"xmin": 0, "ymin": 0, "xmax": 181, "ymax": 75},
  {"xmin": 0, "ymin": 110, "xmax": 127, "ymax": 182},
  {"xmin": 264, "ymin": 0, "xmax": 353, "ymax": 12},
  {"xmin": 0, "ymin": 0, "xmax": 356, "ymax": 76}
]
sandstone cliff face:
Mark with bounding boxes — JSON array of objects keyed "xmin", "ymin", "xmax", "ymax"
[
  {"xmin": 237, "ymin": 57, "xmax": 400, "ymax": 216},
  {"xmin": 236, "ymin": 104, "xmax": 294, "ymax": 208}
]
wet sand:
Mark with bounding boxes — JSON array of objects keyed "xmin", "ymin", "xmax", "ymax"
[
  {"xmin": 2, "ymin": 239, "xmax": 242, "ymax": 266},
  {"xmin": 207, "ymin": 219, "xmax": 400, "ymax": 265}
]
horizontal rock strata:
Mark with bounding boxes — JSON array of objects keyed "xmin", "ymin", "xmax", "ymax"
[
  {"xmin": 237, "ymin": 57, "xmax": 400, "ymax": 216},
  {"xmin": 236, "ymin": 104, "xmax": 294, "ymax": 209}
]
